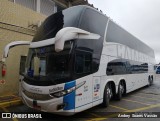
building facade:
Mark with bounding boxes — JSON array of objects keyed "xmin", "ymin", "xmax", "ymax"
[{"xmin": 0, "ymin": 0, "xmax": 88, "ymax": 95}]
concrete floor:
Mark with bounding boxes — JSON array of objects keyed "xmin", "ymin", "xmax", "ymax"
[{"xmin": 1, "ymin": 75, "xmax": 160, "ymax": 121}]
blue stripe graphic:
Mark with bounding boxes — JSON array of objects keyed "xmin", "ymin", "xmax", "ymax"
[{"xmin": 63, "ymin": 81, "xmax": 76, "ymax": 110}]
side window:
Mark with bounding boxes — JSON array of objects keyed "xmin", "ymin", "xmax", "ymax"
[
  {"xmin": 106, "ymin": 62, "xmax": 127, "ymax": 75},
  {"xmin": 75, "ymin": 51, "xmax": 92, "ymax": 74},
  {"xmin": 106, "ymin": 63, "xmax": 113, "ymax": 75},
  {"xmin": 130, "ymin": 62, "xmax": 148, "ymax": 74},
  {"xmin": 107, "ymin": 59, "xmax": 148, "ymax": 76}
]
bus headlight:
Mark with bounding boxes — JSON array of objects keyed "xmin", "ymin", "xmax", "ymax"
[
  {"xmin": 49, "ymin": 81, "xmax": 86, "ymax": 98},
  {"xmin": 50, "ymin": 86, "xmax": 76, "ymax": 98}
]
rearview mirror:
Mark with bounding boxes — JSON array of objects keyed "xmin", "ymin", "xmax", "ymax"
[
  {"xmin": 2, "ymin": 41, "xmax": 30, "ymax": 62},
  {"xmin": 54, "ymin": 27, "xmax": 101, "ymax": 52},
  {"xmin": 29, "ymin": 27, "xmax": 100, "ymax": 52}
]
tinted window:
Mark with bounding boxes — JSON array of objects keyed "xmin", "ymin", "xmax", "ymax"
[
  {"xmin": 80, "ymin": 8, "xmax": 108, "ymax": 37},
  {"xmin": 24, "ymin": 41, "xmax": 73, "ymax": 86},
  {"xmin": 107, "ymin": 62, "xmax": 127, "ymax": 75},
  {"xmin": 77, "ymin": 8, "xmax": 108, "ymax": 73},
  {"xmin": 33, "ymin": 6, "xmax": 83, "ymax": 42},
  {"xmin": 130, "ymin": 62, "xmax": 148, "ymax": 74},
  {"xmin": 106, "ymin": 59, "xmax": 148, "ymax": 75},
  {"xmin": 75, "ymin": 51, "xmax": 92, "ymax": 74}
]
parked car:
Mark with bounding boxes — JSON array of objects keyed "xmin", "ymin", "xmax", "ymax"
[{"xmin": 156, "ymin": 66, "xmax": 160, "ymax": 74}]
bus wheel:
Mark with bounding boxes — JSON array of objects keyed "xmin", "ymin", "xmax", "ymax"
[
  {"xmin": 148, "ymin": 76, "xmax": 153, "ymax": 86},
  {"xmin": 116, "ymin": 81, "xmax": 124, "ymax": 100},
  {"xmin": 102, "ymin": 83, "xmax": 112, "ymax": 107},
  {"xmin": 151, "ymin": 76, "xmax": 154, "ymax": 85}
]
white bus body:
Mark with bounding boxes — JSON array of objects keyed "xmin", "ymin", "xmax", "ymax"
[{"xmin": 2, "ymin": 5, "xmax": 155, "ymax": 115}]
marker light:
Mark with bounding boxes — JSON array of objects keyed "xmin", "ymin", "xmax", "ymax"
[{"xmin": 49, "ymin": 81, "xmax": 86, "ymax": 98}]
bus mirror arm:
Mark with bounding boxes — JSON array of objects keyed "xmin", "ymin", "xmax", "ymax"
[
  {"xmin": 55, "ymin": 27, "xmax": 101, "ymax": 52},
  {"xmin": 2, "ymin": 41, "xmax": 30, "ymax": 62},
  {"xmin": 29, "ymin": 27, "xmax": 100, "ymax": 52}
]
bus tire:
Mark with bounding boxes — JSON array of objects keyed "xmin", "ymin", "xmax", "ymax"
[
  {"xmin": 148, "ymin": 76, "xmax": 152, "ymax": 86},
  {"xmin": 116, "ymin": 81, "xmax": 125, "ymax": 100},
  {"xmin": 151, "ymin": 75, "xmax": 153, "ymax": 84},
  {"xmin": 148, "ymin": 76, "xmax": 153, "ymax": 86},
  {"xmin": 102, "ymin": 83, "xmax": 112, "ymax": 107}
]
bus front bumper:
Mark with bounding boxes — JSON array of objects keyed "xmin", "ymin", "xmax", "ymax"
[{"xmin": 21, "ymin": 91, "xmax": 74, "ymax": 115}]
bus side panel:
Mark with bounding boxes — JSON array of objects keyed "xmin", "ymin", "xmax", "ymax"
[
  {"xmin": 75, "ymin": 75, "xmax": 93, "ymax": 112},
  {"xmin": 92, "ymin": 76, "xmax": 101, "ymax": 107}
]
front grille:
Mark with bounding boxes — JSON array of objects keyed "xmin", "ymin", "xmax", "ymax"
[{"xmin": 22, "ymin": 88, "xmax": 53, "ymax": 101}]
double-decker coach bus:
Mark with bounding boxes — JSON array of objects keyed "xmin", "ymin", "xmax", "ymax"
[{"xmin": 2, "ymin": 5, "xmax": 155, "ymax": 115}]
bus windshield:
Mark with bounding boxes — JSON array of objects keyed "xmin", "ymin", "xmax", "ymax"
[{"xmin": 24, "ymin": 42, "xmax": 73, "ymax": 86}]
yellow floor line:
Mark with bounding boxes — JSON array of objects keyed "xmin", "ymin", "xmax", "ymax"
[
  {"xmin": 122, "ymin": 98, "xmax": 151, "ymax": 105},
  {"xmin": 131, "ymin": 95, "xmax": 160, "ymax": 101},
  {"xmin": 86, "ymin": 118, "xmax": 107, "ymax": 121},
  {"xmin": 135, "ymin": 92, "xmax": 160, "ymax": 98},
  {"xmin": 109, "ymin": 105, "xmax": 129, "ymax": 111},
  {"xmin": 138, "ymin": 91, "xmax": 160, "ymax": 96},
  {"xmin": 125, "ymin": 103, "xmax": 160, "ymax": 112},
  {"xmin": 86, "ymin": 103, "xmax": 160, "ymax": 121},
  {"xmin": 86, "ymin": 105, "xmax": 129, "ymax": 121},
  {"xmin": 0, "ymin": 99, "xmax": 22, "ymax": 107},
  {"xmin": 1, "ymin": 107, "xmax": 19, "ymax": 121},
  {"xmin": 0, "ymin": 94, "xmax": 17, "ymax": 98},
  {"xmin": 87, "ymin": 112, "xmax": 102, "ymax": 118}
]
